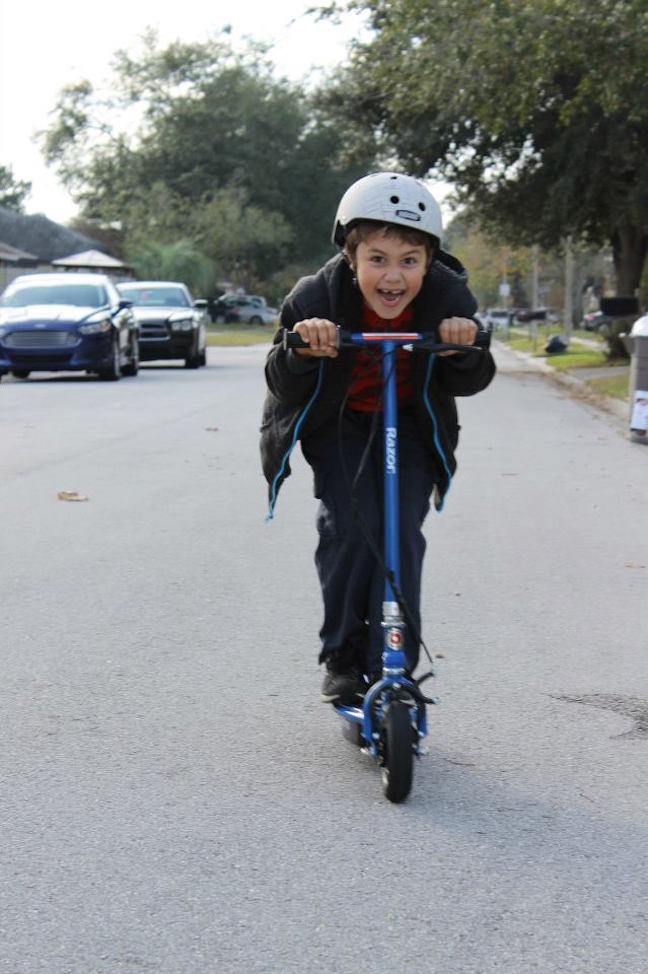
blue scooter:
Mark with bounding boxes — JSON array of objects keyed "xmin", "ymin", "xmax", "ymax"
[{"xmin": 284, "ymin": 326, "xmax": 489, "ymax": 802}]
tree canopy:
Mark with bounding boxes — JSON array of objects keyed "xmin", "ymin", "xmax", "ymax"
[
  {"xmin": 0, "ymin": 165, "xmax": 31, "ymax": 212},
  {"xmin": 322, "ymin": 0, "xmax": 648, "ymax": 294},
  {"xmin": 41, "ymin": 32, "xmax": 375, "ymax": 291}
]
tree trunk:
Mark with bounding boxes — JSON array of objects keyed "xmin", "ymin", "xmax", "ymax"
[
  {"xmin": 611, "ymin": 225, "xmax": 648, "ymax": 296},
  {"xmin": 563, "ymin": 235, "xmax": 574, "ymax": 341}
]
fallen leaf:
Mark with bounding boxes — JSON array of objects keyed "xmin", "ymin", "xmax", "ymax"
[
  {"xmin": 57, "ymin": 490, "xmax": 89, "ymax": 502},
  {"xmin": 205, "ymin": 426, "xmax": 219, "ymax": 432},
  {"xmin": 625, "ymin": 562, "xmax": 645, "ymax": 569}
]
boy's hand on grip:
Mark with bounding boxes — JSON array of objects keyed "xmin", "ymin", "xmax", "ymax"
[
  {"xmin": 438, "ymin": 317, "xmax": 478, "ymax": 356},
  {"xmin": 293, "ymin": 319, "xmax": 339, "ymax": 358}
]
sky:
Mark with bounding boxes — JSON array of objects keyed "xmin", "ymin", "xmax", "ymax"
[{"xmin": 0, "ymin": 0, "xmax": 365, "ymax": 222}]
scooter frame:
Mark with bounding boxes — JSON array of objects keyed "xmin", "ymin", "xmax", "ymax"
[{"xmin": 284, "ymin": 327, "xmax": 489, "ymax": 801}]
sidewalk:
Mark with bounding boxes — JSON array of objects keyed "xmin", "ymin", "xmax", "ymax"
[{"xmin": 493, "ymin": 338, "xmax": 630, "ymax": 427}]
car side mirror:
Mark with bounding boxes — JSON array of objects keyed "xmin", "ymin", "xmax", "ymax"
[{"xmin": 118, "ymin": 298, "xmax": 133, "ymax": 309}]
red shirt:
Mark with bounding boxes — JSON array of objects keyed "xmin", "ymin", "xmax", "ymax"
[{"xmin": 346, "ymin": 304, "xmax": 415, "ymax": 412}]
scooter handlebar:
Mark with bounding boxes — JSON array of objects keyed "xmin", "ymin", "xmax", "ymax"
[{"xmin": 283, "ymin": 327, "xmax": 491, "ymax": 352}]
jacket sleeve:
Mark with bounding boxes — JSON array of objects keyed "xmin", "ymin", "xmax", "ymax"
[
  {"xmin": 263, "ymin": 291, "xmax": 323, "ymax": 407},
  {"xmin": 431, "ymin": 275, "xmax": 496, "ymax": 397}
]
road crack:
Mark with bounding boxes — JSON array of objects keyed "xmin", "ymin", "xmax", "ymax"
[{"xmin": 552, "ymin": 693, "xmax": 648, "ymax": 739}]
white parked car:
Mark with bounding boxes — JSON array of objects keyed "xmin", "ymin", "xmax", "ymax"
[{"xmin": 480, "ymin": 308, "xmax": 512, "ymax": 332}]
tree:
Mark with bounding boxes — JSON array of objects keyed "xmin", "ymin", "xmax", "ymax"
[
  {"xmin": 122, "ymin": 181, "xmax": 293, "ymax": 291},
  {"xmin": 322, "ymin": 0, "xmax": 648, "ymax": 296},
  {"xmin": 40, "ymin": 33, "xmax": 375, "ymax": 281},
  {"xmin": 127, "ymin": 240, "xmax": 214, "ymax": 295},
  {"xmin": 0, "ymin": 164, "xmax": 31, "ymax": 212}
]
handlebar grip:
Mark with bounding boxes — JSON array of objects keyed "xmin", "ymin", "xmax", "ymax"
[
  {"xmin": 473, "ymin": 329, "xmax": 491, "ymax": 350},
  {"xmin": 283, "ymin": 330, "xmax": 311, "ymax": 350}
]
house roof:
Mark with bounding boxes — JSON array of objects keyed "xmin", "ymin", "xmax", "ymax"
[
  {"xmin": 52, "ymin": 249, "xmax": 129, "ymax": 270},
  {"xmin": 0, "ymin": 239, "xmax": 38, "ymax": 264},
  {"xmin": 0, "ymin": 206, "xmax": 108, "ymax": 262}
]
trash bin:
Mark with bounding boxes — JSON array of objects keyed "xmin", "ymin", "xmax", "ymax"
[{"xmin": 621, "ymin": 314, "xmax": 648, "ymax": 443}]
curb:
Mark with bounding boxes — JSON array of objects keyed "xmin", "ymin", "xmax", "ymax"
[{"xmin": 494, "ymin": 340, "xmax": 630, "ymax": 427}]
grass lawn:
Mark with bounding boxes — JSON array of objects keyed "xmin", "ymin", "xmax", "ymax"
[
  {"xmin": 499, "ymin": 327, "xmax": 630, "ymax": 401},
  {"xmin": 545, "ymin": 349, "xmax": 616, "ymax": 370},
  {"xmin": 583, "ymin": 373, "xmax": 630, "ymax": 400},
  {"xmin": 504, "ymin": 327, "xmax": 602, "ymax": 355},
  {"xmin": 206, "ymin": 324, "xmax": 277, "ymax": 346}
]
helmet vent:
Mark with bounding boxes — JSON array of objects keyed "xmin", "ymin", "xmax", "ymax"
[{"xmin": 390, "ymin": 195, "xmax": 399, "ymax": 204}]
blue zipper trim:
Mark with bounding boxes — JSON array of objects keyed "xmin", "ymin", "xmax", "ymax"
[
  {"xmin": 422, "ymin": 353, "xmax": 453, "ymax": 511},
  {"xmin": 266, "ymin": 360, "xmax": 325, "ymax": 521}
]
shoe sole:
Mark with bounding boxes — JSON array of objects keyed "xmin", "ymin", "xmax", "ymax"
[{"xmin": 321, "ymin": 689, "xmax": 365, "ymax": 704}]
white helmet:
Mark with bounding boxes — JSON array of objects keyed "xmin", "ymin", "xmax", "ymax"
[{"xmin": 332, "ymin": 172, "xmax": 443, "ymax": 247}]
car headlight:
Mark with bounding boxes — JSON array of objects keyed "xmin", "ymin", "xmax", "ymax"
[
  {"xmin": 79, "ymin": 319, "xmax": 112, "ymax": 335},
  {"xmin": 170, "ymin": 318, "xmax": 194, "ymax": 332}
]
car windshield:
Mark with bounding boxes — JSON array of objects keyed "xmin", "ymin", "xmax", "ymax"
[
  {"xmin": 1, "ymin": 283, "xmax": 109, "ymax": 308},
  {"xmin": 119, "ymin": 286, "xmax": 190, "ymax": 308}
]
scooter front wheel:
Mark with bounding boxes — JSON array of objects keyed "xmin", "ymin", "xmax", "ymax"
[{"xmin": 380, "ymin": 701, "xmax": 414, "ymax": 803}]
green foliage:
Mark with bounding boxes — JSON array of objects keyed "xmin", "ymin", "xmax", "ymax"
[
  {"xmin": 126, "ymin": 239, "xmax": 214, "ymax": 295},
  {"xmin": 444, "ymin": 214, "xmax": 534, "ymax": 308},
  {"xmin": 324, "ymin": 0, "xmax": 648, "ymax": 292},
  {"xmin": 40, "ymin": 33, "xmax": 375, "ymax": 289},
  {"xmin": 0, "ymin": 164, "xmax": 31, "ymax": 212}
]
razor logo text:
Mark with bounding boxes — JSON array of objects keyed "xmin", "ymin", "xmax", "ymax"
[{"xmin": 385, "ymin": 427, "xmax": 397, "ymax": 475}]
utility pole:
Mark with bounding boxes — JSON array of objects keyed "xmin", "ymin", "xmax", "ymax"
[
  {"xmin": 531, "ymin": 245, "xmax": 540, "ymax": 311},
  {"xmin": 563, "ymin": 235, "xmax": 574, "ymax": 343}
]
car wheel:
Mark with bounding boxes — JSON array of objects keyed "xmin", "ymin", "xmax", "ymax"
[
  {"xmin": 99, "ymin": 335, "xmax": 122, "ymax": 381},
  {"xmin": 122, "ymin": 337, "xmax": 139, "ymax": 377},
  {"xmin": 11, "ymin": 370, "xmax": 30, "ymax": 379},
  {"xmin": 215, "ymin": 314, "xmax": 226, "ymax": 324},
  {"xmin": 199, "ymin": 348, "xmax": 207, "ymax": 366},
  {"xmin": 185, "ymin": 342, "xmax": 201, "ymax": 369},
  {"xmin": 249, "ymin": 315, "xmax": 263, "ymax": 325}
]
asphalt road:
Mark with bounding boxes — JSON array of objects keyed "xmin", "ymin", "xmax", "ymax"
[{"xmin": 1, "ymin": 346, "xmax": 647, "ymax": 974}]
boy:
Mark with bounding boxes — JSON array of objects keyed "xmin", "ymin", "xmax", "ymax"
[{"xmin": 260, "ymin": 172, "xmax": 495, "ymax": 703}]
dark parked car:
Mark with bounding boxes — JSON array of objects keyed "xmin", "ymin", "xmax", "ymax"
[
  {"xmin": 210, "ymin": 293, "xmax": 241, "ymax": 324},
  {"xmin": 0, "ymin": 272, "xmax": 139, "ymax": 381},
  {"xmin": 582, "ymin": 310, "xmax": 605, "ymax": 331},
  {"xmin": 211, "ymin": 293, "xmax": 277, "ymax": 325},
  {"xmin": 116, "ymin": 281, "xmax": 207, "ymax": 368}
]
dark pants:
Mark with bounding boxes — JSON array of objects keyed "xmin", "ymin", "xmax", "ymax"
[{"xmin": 302, "ymin": 407, "xmax": 437, "ymax": 675}]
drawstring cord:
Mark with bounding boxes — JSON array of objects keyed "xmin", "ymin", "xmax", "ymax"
[
  {"xmin": 265, "ymin": 360, "xmax": 325, "ymax": 521},
  {"xmin": 422, "ymin": 352, "xmax": 453, "ymax": 510}
]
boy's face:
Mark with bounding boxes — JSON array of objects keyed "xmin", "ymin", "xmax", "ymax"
[{"xmin": 348, "ymin": 229, "xmax": 429, "ymax": 319}]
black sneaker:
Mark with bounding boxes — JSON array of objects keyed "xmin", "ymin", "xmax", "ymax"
[
  {"xmin": 321, "ymin": 656, "xmax": 365, "ymax": 704},
  {"xmin": 364, "ymin": 670, "xmax": 415, "ymax": 694}
]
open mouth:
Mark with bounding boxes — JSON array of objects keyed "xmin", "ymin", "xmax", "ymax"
[{"xmin": 377, "ymin": 288, "xmax": 406, "ymax": 306}]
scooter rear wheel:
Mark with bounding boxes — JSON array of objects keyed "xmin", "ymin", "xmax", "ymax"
[{"xmin": 380, "ymin": 701, "xmax": 414, "ymax": 803}]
